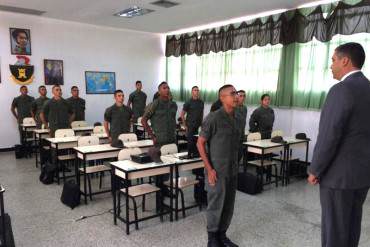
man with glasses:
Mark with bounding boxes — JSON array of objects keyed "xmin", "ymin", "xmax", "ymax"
[
  {"xmin": 197, "ymin": 85, "xmax": 241, "ymax": 247},
  {"xmin": 67, "ymin": 86, "xmax": 85, "ymax": 121},
  {"xmin": 41, "ymin": 84, "xmax": 74, "ymax": 137}
]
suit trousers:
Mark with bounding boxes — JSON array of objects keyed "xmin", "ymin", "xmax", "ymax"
[
  {"xmin": 320, "ymin": 186, "xmax": 369, "ymax": 247},
  {"xmin": 206, "ymin": 175, "xmax": 237, "ymax": 233}
]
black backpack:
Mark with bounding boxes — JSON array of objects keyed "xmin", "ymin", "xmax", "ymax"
[
  {"xmin": 61, "ymin": 180, "xmax": 81, "ymax": 209},
  {"xmin": 39, "ymin": 162, "xmax": 56, "ymax": 185},
  {"xmin": 237, "ymin": 172, "xmax": 262, "ymax": 195}
]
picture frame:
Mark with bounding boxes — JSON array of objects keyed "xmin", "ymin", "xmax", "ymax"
[
  {"xmin": 44, "ymin": 59, "xmax": 64, "ymax": 85},
  {"xmin": 85, "ymin": 71, "xmax": 116, "ymax": 94},
  {"xmin": 10, "ymin": 28, "xmax": 32, "ymax": 55}
]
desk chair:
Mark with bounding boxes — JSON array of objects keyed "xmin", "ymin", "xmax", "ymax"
[
  {"xmin": 118, "ymin": 133, "xmax": 137, "ymax": 143},
  {"xmin": 22, "ymin": 117, "xmax": 36, "ymax": 157},
  {"xmin": 117, "ymin": 148, "xmax": 161, "ymax": 230},
  {"xmin": 54, "ymin": 129, "xmax": 76, "ymax": 183},
  {"xmin": 161, "ymin": 144, "xmax": 199, "ymax": 218},
  {"xmin": 77, "ymin": 136, "xmax": 110, "ymax": 200}
]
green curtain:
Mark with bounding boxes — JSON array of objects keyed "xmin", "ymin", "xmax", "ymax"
[
  {"xmin": 166, "ymin": 33, "xmax": 370, "ymax": 109},
  {"xmin": 166, "ymin": 44, "xmax": 283, "ymax": 105}
]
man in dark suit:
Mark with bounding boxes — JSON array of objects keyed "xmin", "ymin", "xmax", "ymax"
[{"xmin": 308, "ymin": 42, "xmax": 370, "ymax": 247}]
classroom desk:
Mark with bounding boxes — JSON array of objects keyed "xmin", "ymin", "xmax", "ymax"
[
  {"xmin": 33, "ymin": 129, "xmax": 50, "ymax": 167},
  {"xmin": 0, "ymin": 185, "xmax": 5, "ymax": 247},
  {"xmin": 110, "ymin": 153, "xmax": 204, "ymax": 234},
  {"xmin": 281, "ymin": 137, "xmax": 310, "ymax": 186},
  {"xmin": 45, "ymin": 136, "xmax": 80, "ymax": 184},
  {"xmin": 74, "ymin": 144, "xmax": 121, "ymax": 204},
  {"xmin": 110, "ymin": 159, "xmax": 173, "ymax": 235},
  {"xmin": 243, "ymin": 137, "xmax": 310, "ymax": 186},
  {"xmin": 161, "ymin": 152, "xmax": 204, "ymax": 220}
]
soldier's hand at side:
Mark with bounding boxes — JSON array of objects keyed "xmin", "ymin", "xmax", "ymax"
[
  {"xmin": 208, "ymin": 169, "xmax": 217, "ymax": 186},
  {"xmin": 307, "ymin": 173, "xmax": 319, "ymax": 185},
  {"xmin": 108, "ymin": 136, "xmax": 112, "ymax": 143}
]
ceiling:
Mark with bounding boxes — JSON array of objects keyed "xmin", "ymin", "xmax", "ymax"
[{"xmin": 0, "ymin": 0, "xmax": 336, "ymax": 33}]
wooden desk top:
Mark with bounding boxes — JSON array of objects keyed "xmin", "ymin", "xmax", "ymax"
[{"xmin": 123, "ymin": 140, "xmax": 154, "ymax": 148}]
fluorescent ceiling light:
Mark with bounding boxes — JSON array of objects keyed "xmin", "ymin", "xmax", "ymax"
[{"xmin": 114, "ymin": 6, "xmax": 154, "ymax": 18}]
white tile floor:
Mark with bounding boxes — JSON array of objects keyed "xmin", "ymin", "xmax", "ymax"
[{"xmin": 1, "ymin": 151, "xmax": 370, "ymax": 247}]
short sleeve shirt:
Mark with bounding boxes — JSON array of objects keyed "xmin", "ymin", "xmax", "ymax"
[
  {"xmin": 129, "ymin": 90, "xmax": 147, "ymax": 118},
  {"xmin": 183, "ymin": 98, "xmax": 204, "ymax": 128},
  {"xmin": 104, "ymin": 104, "xmax": 133, "ymax": 145},
  {"xmin": 200, "ymin": 107, "xmax": 242, "ymax": 178},
  {"xmin": 67, "ymin": 97, "xmax": 86, "ymax": 121},
  {"xmin": 42, "ymin": 98, "xmax": 73, "ymax": 131},
  {"xmin": 12, "ymin": 95, "xmax": 35, "ymax": 123}
]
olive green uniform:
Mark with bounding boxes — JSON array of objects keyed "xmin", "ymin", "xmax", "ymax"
[
  {"xmin": 31, "ymin": 96, "xmax": 49, "ymax": 128},
  {"xmin": 12, "ymin": 95, "xmax": 35, "ymax": 143},
  {"xmin": 183, "ymin": 98, "xmax": 204, "ymax": 153},
  {"xmin": 142, "ymin": 98, "xmax": 178, "ymax": 146},
  {"xmin": 104, "ymin": 104, "xmax": 133, "ymax": 147},
  {"xmin": 42, "ymin": 98, "xmax": 73, "ymax": 137},
  {"xmin": 128, "ymin": 90, "xmax": 147, "ymax": 122},
  {"xmin": 67, "ymin": 97, "xmax": 86, "ymax": 121},
  {"xmin": 200, "ymin": 107, "xmax": 242, "ymax": 233},
  {"xmin": 249, "ymin": 106, "xmax": 275, "ymax": 139}
]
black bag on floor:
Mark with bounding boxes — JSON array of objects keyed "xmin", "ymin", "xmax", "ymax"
[
  {"xmin": 39, "ymin": 162, "xmax": 56, "ymax": 185},
  {"xmin": 237, "ymin": 172, "xmax": 262, "ymax": 195},
  {"xmin": 0, "ymin": 213, "xmax": 15, "ymax": 247},
  {"xmin": 61, "ymin": 180, "xmax": 80, "ymax": 209},
  {"xmin": 14, "ymin": 144, "xmax": 24, "ymax": 159}
]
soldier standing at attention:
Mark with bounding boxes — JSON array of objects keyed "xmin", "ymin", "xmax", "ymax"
[
  {"xmin": 127, "ymin": 80, "xmax": 147, "ymax": 123},
  {"xmin": 236, "ymin": 90, "xmax": 248, "ymax": 162},
  {"xmin": 141, "ymin": 81, "xmax": 178, "ymax": 147},
  {"xmin": 67, "ymin": 86, "xmax": 85, "ymax": 121},
  {"xmin": 142, "ymin": 81, "xmax": 178, "ymax": 202},
  {"xmin": 41, "ymin": 84, "xmax": 74, "ymax": 137},
  {"xmin": 104, "ymin": 90, "xmax": 133, "ymax": 147},
  {"xmin": 11, "ymin": 85, "xmax": 35, "ymax": 143},
  {"xmin": 31, "ymin": 85, "xmax": 49, "ymax": 129},
  {"xmin": 249, "ymin": 93, "xmax": 275, "ymax": 139},
  {"xmin": 197, "ymin": 84, "xmax": 241, "ymax": 247},
  {"xmin": 180, "ymin": 85, "xmax": 204, "ymax": 154}
]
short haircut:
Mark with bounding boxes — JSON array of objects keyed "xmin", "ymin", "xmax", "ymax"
[
  {"xmin": 12, "ymin": 29, "xmax": 28, "ymax": 41},
  {"xmin": 237, "ymin": 90, "xmax": 246, "ymax": 94},
  {"xmin": 158, "ymin": 81, "xmax": 168, "ymax": 90},
  {"xmin": 38, "ymin": 85, "xmax": 46, "ymax": 90},
  {"xmin": 261, "ymin": 94, "xmax": 270, "ymax": 101},
  {"xmin": 136, "ymin": 80, "xmax": 142, "ymax": 85},
  {"xmin": 52, "ymin": 84, "xmax": 61, "ymax": 90},
  {"xmin": 20, "ymin": 85, "xmax": 27, "ymax": 90},
  {"xmin": 335, "ymin": 42, "xmax": 366, "ymax": 69},
  {"xmin": 191, "ymin": 86, "xmax": 199, "ymax": 90},
  {"xmin": 218, "ymin": 84, "xmax": 234, "ymax": 95},
  {"xmin": 114, "ymin": 89, "xmax": 123, "ymax": 96},
  {"xmin": 71, "ymin": 86, "xmax": 78, "ymax": 91}
]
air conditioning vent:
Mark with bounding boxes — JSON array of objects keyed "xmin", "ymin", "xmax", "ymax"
[
  {"xmin": 0, "ymin": 5, "xmax": 46, "ymax": 15},
  {"xmin": 150, "ymin": 0, "xmax": 179, "ymax": 8}
]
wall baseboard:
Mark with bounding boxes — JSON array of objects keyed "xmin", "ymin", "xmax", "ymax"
[{"xmin": 0, "ymin": 147, "xmax": 15, "ymax": 152}]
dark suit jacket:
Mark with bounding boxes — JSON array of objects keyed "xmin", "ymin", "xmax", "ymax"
[{"xmin": 309, "ymin": 71, "xmax": 370, "ymax": 189}]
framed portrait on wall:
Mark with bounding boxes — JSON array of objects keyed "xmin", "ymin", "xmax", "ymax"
[
  {"xmin": 44, "ymin": 59, "xmax": 64, "ymax": 85},
  {"xmin": 10, "ymin": 28, "xmax": 32, "ymax": 55},
  {"xmin": 85, "ymin": 71, "xmax": 116, "ymax": 94}
]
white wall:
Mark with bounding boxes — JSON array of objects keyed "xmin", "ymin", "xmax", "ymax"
[{"xmin": 0, "ymin": 11, "xmax": 164, "ymax": 148}]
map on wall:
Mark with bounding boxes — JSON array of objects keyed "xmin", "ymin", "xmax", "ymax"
[{"xmin": 85, "ymin": 71, "xmax": 116, "ymax": 94}]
